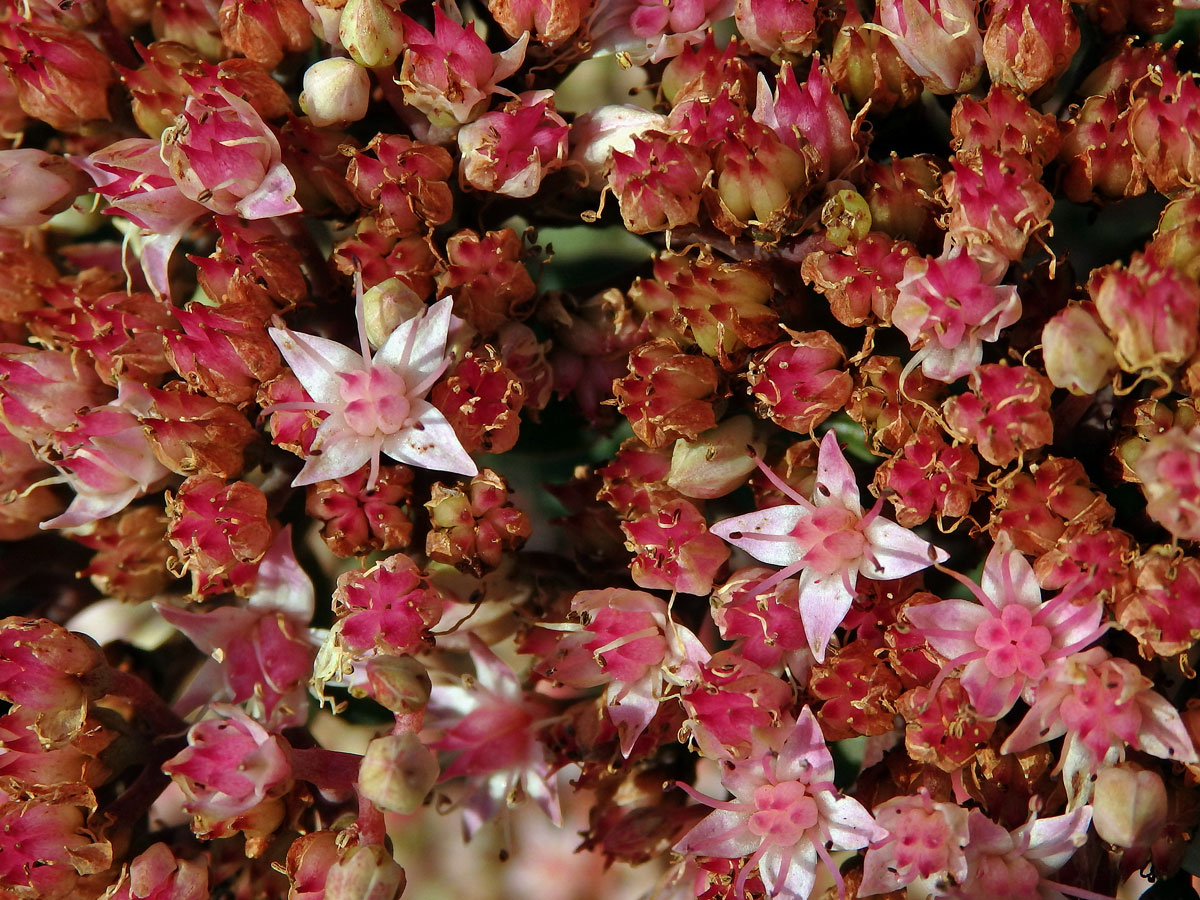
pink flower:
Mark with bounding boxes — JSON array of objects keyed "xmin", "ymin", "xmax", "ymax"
[
  {"xmin": 398, "ymin": 7, "xmax": 528, "ymax": 140},
  {"xmin": 533, "ymin": 588, "xmax": 709, "ymax": 756},
  {"xmin": 875, "ymin": 0, "xmax": 983, "ymax": 95},
  {"xmin": 41, "ymin": 388, "xmax": 174, "ymax": 530},
  {"xmin": 1003, "ymin": 647, "xmax": 1197, "ymax": 804},
  {"xmin": 162, "ymin": 705, "xmax": 294, "ymax": 839},
  {"xmin": 457, "ymin": 91, "xmax": 569, "ymax": 198},
  {"xmin": 160, "ymin": 85, "xmax": 301, "ymax": 220},
  {"xmin": 106, "ymin": 843, "xmax": 209, "ymax": 900},
  {"xmin": 76, "ymin": 138, "xmax": 208, "ymax": 298},
  {"xmin": 429, "ymin": 635, "xmax": 560, "ymax": 835},
  {"xmin": 905, "ymin": 534, "xmax": 1107, "ymax": 719},
  {"xmin": 710, "ymin": 432, "xmax": 947, "ymax": 661},
  {"xmin": 675, "ymin": 706, "xmax": 886, "ymax": 900},
  {"xmin": 892, "ymin": 246, "xmax": 1022, "ymax": 383},
  {"xmin": 267, "ymin": 276, "xmax": 476, "ymax": 489},
  {"xmin": 860, "ymin": 789, "xmax": 969, "ymax": 896},
  {"xmin": 946, "ymin": 807, "xmax": 1095, "ymax": 900},
  {"xmin": 0, "ymin": 149, "xmax": 83, "ymax": 226}
]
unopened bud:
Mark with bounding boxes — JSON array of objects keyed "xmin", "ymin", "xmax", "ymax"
[
  {"xmin": 1042, "ymin": 303, "xmax": 1117, "ymax": 395},
  {"xmin": 339, "ymin": 0, "xmax": 406, "ymax": 68},
  {"xmin": 1092, "ymin": 764, "xmax": 1168, "ymax": 849},
  {"xmin": 356, "ymin": 655, "xmax": 432, "ymax": 715},
  {"xmin": 325, "ymin": 845, "xmax": 407, "ymax": 900},
  {"xmin": 357, "ymin": 732, "xmax": 439, "ymax": 814},
  {"xmin": 667, "ymin": 416, "xmax": 763, "ymax": 499},
  {"xmin": 362, "ymin": 277, "xmax": 425, "ymax": 349},
  {"xmin": 301, "ymin": 58, "xmax": 371, "ymax": 128}
]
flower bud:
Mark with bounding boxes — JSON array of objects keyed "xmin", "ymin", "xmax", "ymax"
[
  {"xmin": 325, "ymin": 845, "xmax": 406, "ymax": 900},
  {"xmin": 301, "ymin": 58, "xmax": 370, "ymax": 128},
  {"xmin": 735, "ymin": 0, "xmax": 818, "ymax": 59},
  {"xmin": 1092, "ymin": 764, "xmax": 1168, "ymax": 849},
  {"xmin": 569, "ymin": 104, "xmax": 668, "ymax": 187},
  {"xmin": 339, "ymin": 0, "xmax": 405, "ymax": 67},
  {"xmin": 357, "ymin": 732, "xmax": 439, "ymax": 814},
  {"xmin": 1134, "ymin": 425, "xmax": 1200, "ymax": 542},
  {"xmin": 876, "ymin": 0, "xmax": 983, "ymax": 95},
  {"xmin": 667, "ymin": 416, "xmax": 763, "ymax": 499},
  {"xmin": 0, "ymin": 149, "xmax": 83, "ymax": 227},
  {"xmin": 983, "ymin": 0, "xmax": 1079, "ymax": 94},
  {"xmin": 1042, "ymin": 303, "xmax": 1117, "ymax": 395},
  {"xmin": 356, "ymin": 655, "xmax": 431, "ymax": 715}
]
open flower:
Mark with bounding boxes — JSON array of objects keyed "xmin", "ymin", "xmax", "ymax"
[
  {"xmin": 675, "ymin": 706, "xmax": 886, "ymax": 900},
  {"xmin": 710, "ymin": 432, "xmax": 948, "ymax": 661},
  {"xmin": 267, "ymin": 276, "xmax": 477, "ymax": 489}
]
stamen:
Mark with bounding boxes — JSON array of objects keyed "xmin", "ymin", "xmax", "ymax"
[{"xmin": 752, "ymin": 456, "xmax": 814, "ymax": 508}]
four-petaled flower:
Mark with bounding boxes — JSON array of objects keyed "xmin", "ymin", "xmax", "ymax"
[
  {"xmin": 710, "ymin": 432, "xmax": 948, "ymax": 661},
  {"xmin": 267, "ymin": 277, "xmax": 477, "ymax": 489}
]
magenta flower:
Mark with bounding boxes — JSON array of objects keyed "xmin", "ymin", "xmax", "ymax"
[
  {"xmin": 429, "ymin": 634, "xmax": 561, "ymax": 836},
  {"xmin": 267, "ymin": 278, "xmax": 477, "ymax": 489},
  {"xmin": 675, "ymin": 706, "xmax": 886, "ymax": 900},
  {"xmin": 904, "ymin": 534, "xmax": 1108, "ymax": 719},
  {"xmin": 710, "ymin": 432, "xmax": 947, "ymax": 661}
]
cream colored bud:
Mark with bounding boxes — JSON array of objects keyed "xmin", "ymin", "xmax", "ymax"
[
  {"xmin": 300, "ymin": 58, "xmax": 371, "ymax": 128},
  {"xmin": 667, "ymin": 416, "xmax": 764, "ymax": 499},
  {"xmin": 325, "ymin": 845, "xmax": 406, "ymax": 900},
  {"xmin": 363, "ymin": 277, "xmax": 425, "ymax": 349},
  {"xmin": 357, "ymin": 732, "xmax": 439, "ymax": 814},
  {"xmin": 339, "ymin": 0, "xmax": 406, "ymax": 68},
  {"xmin": 1092, "ymin": 764, "xmax": 1168, "ymax": 849}
]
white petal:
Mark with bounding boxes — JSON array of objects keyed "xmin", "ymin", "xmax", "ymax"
[
  {"xmin": 269, "ymin": 327, "xmax": 363, "ymax": 405},
  {"xmin": 709, "ymin": 506, "xmax": 810, "ymax": 567},
  {"xmin": 381, "ymin": 401, "xmax": 477, "ymax": 476},
  {"xmin": 292, "ymin": 422, "xmax": 375, "ymax": 486},
  {"xmin": 798, "ymin": 569, "xmax": 855, "ymax": 663},
  {"xmin": 377, "ymin": 296, "xmax": 455, "ymax": 387},
  {"xmin": 980, "ymin": 542, "xmax": 1042, "ymax": 610},
  {"xmin": 862, "ymin": 518, "xmax": 947, "ymax": 579},
  {"xmin": 813, "ymin": 432, "xmax": 861, "ymax": 511}
]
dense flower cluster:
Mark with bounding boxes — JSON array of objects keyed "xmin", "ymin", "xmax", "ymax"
[{"xmin": 2, "ymin": 1, "xmax": 1200, "ymax": 899}]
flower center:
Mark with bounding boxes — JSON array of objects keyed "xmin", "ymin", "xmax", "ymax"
[
  {"xmin": 788, "ymin": 506, "xmax": 867, "ymax": 577},
  {"xmin": 747, "ymin": 781, "xmax": 818, "ymax": 845},
  {"xmin": 339, "ymin": 366, "xmax": 411, "ymax": 436},
  {"xmin": 973, "ymin": 604, "xmax": 1052, "ymax": 679}
]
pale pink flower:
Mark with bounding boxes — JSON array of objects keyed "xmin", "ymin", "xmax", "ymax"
[
  {"xmin": 710, "ymin": 432, "xmax": 947, "ymax": 661},
  {"xmin": 41, "ymin": 386, "xmax": 173, "ymax": 530},
  {"xmin": 675, "ymin": 706, "xmax": 886, "ymax": 900},
  {"xmin": 429, "ymin": 634, "xmax": 561, "ymax": 836},
  {"xmin": 875, "ymin": 0, "xmax": 983, "ymax": 95},
  {"xmin": 860, "ymin": 789, "xmax": 969, "ymax": 896},
  {"xmin": 944, "ymin": 807, "xmax": 1096, "ymax": 900},
  {"xmin": 1003, "ymin": 647, "xmax": 1197, "ymax": 805},
  {"xmin": 267, "ymin": 277, "xmax": 477, "ymax": 489},
  {"xmin": 160, "ymin": 85, "xmax": 301, "ymax": 220},
  {"xmin": 0, "ymin": 149, "xmax": 83, "ymax": 226},
  {"xmin": 904, "ymin": 534, "xmax": 1107, "ymax": 719}
]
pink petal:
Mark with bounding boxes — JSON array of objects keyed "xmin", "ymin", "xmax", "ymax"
[
  {"xmin": 234, "ymin": 162, "xmax": 302, "ymax": 219},
  {"xmin": 1022, "ymin": 807, "xmax": 1093, "ymax": 873},
  {"xmin": 42, "ymin": 484, "xmax": 142, "ymax": 529},
  {"xmin": 606, "ymin": 681, "xmax": 659, "ymax": 758},
  {"xmin": 709, "ymin": 505, "xmax": 809, "ymax": 567},
  {"xmin": 381, "ymin": 401, "xmax": 477, "ymax": 476},
  {"xmin": 247, "ymin": 527, "xmax": 315, "ymax": 622},
  {"xmin": 777, "ymin": 706, "xmax": 835, "ymax": 783},
  {"xmin": 1134, "ymin": 691, "xmax": 1198, "ymax": 763},
  {"xmin": 1002, "ymin": 693, "xmax": 1068, "ymax": 755},
  {"xmin": 797, "ymin": 568, "xmax": 855, "ymax": 663},
  {"xmin": 760, "ymin": 842, "xmax": 818, "ymax": 900},
  {"xmin": 813, "ymin": 432, "xmax": 860, "ymax": 511},
  {"xmin": 269, "ymin": 327, "xmax": 364, "ymax": 405},
  {"xmin": 862, "ymin": 518, "xmax": 947, "ymax": 578},
  {"xmin": 960, "ymin": 659, "xmax": 1020, "ymax": 720}
]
